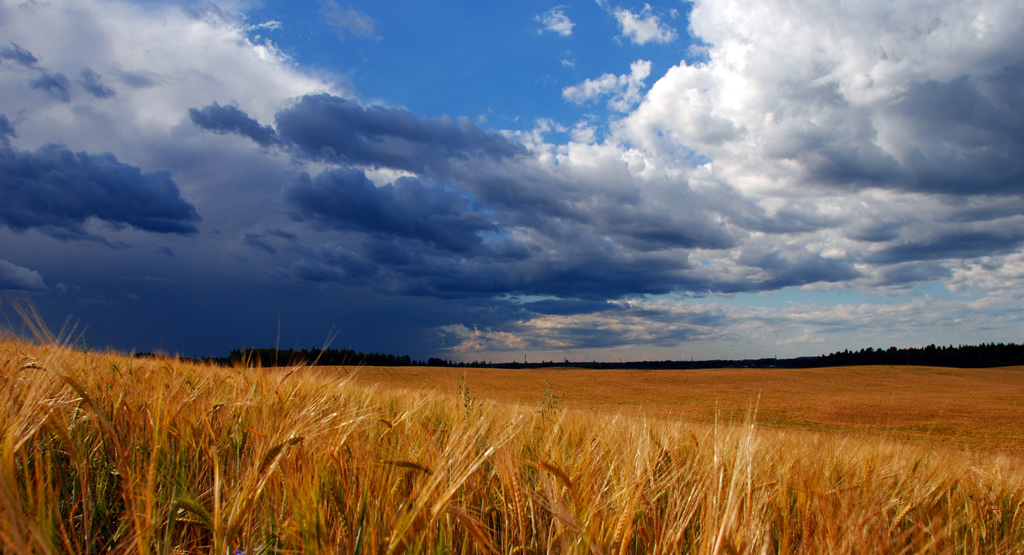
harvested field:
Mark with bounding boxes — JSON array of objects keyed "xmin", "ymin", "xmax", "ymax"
[{"xmin": 337, "ymin": 364, "xmax": 1024, "ymax": 453}]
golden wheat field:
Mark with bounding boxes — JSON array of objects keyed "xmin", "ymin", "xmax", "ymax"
[
  {"xmin": 338, "ymin": 364, "xmax": 1024, "ymax": 454},
  {"xmin": 2, "ymin": 336, "xmax": 1023, "ymax": 554}
]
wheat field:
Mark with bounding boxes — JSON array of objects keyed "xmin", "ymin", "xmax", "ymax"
[
  {"xmin": 2, "ymin": 336, "xmax": 1023, "ymax": 554},
  {"xmin": 338, "ymin": 363, "xmax": 1024, "ymax": 454}
]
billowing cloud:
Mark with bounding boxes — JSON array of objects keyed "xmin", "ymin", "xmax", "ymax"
[
  {"xmin": 0, "ymin": 143, "xmax": 200, "ymax": 240},
  {"xmin": 621, "ymin": 0, "xmax": 1024, "ymax": 198},
  {"xmin": 0, "ymin": 259, "xmax": 46, "ymax": 291},
  {"xmin": 537, "ymin": 7, "xmax": 575, "ymax": 36}
]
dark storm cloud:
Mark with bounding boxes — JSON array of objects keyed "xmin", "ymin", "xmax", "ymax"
[
  {"xmin": 290, "ymin": 228, "xmax": 700, "ymax": 302},
  {"xmin": 189, "ymin": 102, "xmax": 279, "ymax": 147},
  {"xmin": 587, "ymin": 197, "xmax": 738, "ymax": 251},
  {"xmin": 454, "ymin": 159, "xmax": 742, "ymax": 252},
  {"xmin": 732, "ymin": 199, "xmax": 841, "ymax": 235},
  {"xmin": 883, "ymin": 65, "xmax": 1024, "ymax": 195},
  {"xmin": 946, "ymin": 198, "xmax": 1024, "ymax": 224},
  {"xmin": 0, "ymin": 259, "xmax": 46, "ymax": 291},
  {"xmin": 274, "ymin": 94, "xmax": 527, "ymax": 173},
  {"xmin": 287, "ymin": 168, "xmax": 500, "ymax": 253},
  {"xmin": 867, "ymin": 227, "xmax": 1024, "ymax": 264},
  {"xmin": 199, "ymin": 97, "xmax": 737, "ymax": 263},
  {"xmin": 738, "ymin": 248, "xmax": 861, "ymax": 289},
  {"xmin": 765, "ymin": 119, "xmax": 901, "ymax": 191},
  {"xmin": 261, "ymin": 114, "xmax": 743, "ymax": 302},
  {"xmin": 0, "ymin": 143, "xmax": 201, "ymax": 240},
  {"xmin": 30, "ymin": 72, "xmax": 71, "ymax": 102},
  {"xmin": 876, "ymin": 262, "xmax": 952, "ymax": 286},
  {"xmin": 751, "ymin": 64, "xmax": 1024, "ymax": 197},
  {"xmin": 0, "ymin": 42, "xmax": 37, "ymax": 67},
  {"xmin": 79, "ymin": 68, "xmax": 116, "ymax": 99},
  {"xmin": 518, "ymin": 251, "xmax": 692, "ymax": 299},
  {"xmin": 241, "ymin": 229, "xmax": 298, "ymax": 254},
  {"xmin": 847, "ymin": 221, "xmax": 903, "ymax": 243}
]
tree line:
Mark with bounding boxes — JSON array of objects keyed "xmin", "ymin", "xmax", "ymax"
[
  {"xmin": 808, "ymin": 342, "xmax": 1024, "ymax": 368},
  {"xmin": 137, "ymin": 341, "xmax": 1024, "ymax": 369},
  {"xmin": 224, "ymin": 347, "xmax": 441, "ymax": 368}
]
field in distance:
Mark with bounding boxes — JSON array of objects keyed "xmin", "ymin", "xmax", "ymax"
[{"xmin": 333, "ymin": 363, "xmax": 1024, "ymax": 453}]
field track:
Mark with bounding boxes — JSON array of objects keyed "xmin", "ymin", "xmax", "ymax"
[{"xmin": 329, "ymin": 364, "xmax": 1024, "ymax": 453}]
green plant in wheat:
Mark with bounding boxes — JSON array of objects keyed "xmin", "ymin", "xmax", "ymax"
[
  {"xmin": 457, "ymin": 374, "xmax": 475, "ymax": 412},
  {"xmin": 539, "ymin": 379, "xmax": 562, "ymax": 421}
]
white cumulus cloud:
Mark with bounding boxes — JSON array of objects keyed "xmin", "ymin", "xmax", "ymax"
[
  {"xmin": 537, "ymin": 7, "xmax": 575, "ymax": 36},
  {"xmin": 563, "ymin": 59, "xmax": 652, "ymax": 112},
  {"xmin": 611, "ymin": 3, "xmax": 677, "ymax": 45}
]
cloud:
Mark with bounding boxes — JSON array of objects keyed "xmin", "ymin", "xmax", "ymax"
[
  {"xmin": 116, "ymin": 70, "xmax": 158, "ymax": 89},
  {"xmin": 601, "ymin": 2, "xmax": 677, "ymax": 45},
  {"xmin": 777, "ymin": 330, "xmax": 825, "ymax": 346},
  {"xmin": 189, "ymin": 102, "xmax": 279, "ymax": 147},
  {"xmin": 867, "ymin": 224, "xmax": 1024, "ymax": 264},
  {"xmin": 875, "ymin": 262, "xmax": 951, "ymax": 286},
  {"xmin": 4, "ymin": 0, "xmax": 1024, "ymax": 363},
  {"xmin": 0, "ymin": 116, "xmax": 13, "ymax": 147},
  {"xmin": 274, "ymin": 94, "xmax": 527, "ymax": 173},
  {"xmin": 537, "ymin": 7, "xmax": 575, "ymax": 36},
  {"xmin": 0, "ymin": 259, "xmax": 46, "ymax": 291},
  {"xmin": 287, "ymin": 169, "xmax": 500, "ymax": 253},
  {"xmin": 79, "ymin": 68, "xmax": 116, "ymax": 99},
  {"xmin": 879, "ymin": 72, "xmax": 1024, "ymax": 195},
  {"xmin": 250, "ymin": 20, "xmax": 283, "ymax": 32},
  {"xmin": 320, "ymin": 1, "xmax": 376, "ymax": 41},
  {"xmin": 621, "ymin": 0, "xmax": 1024, "ymax": 198},
  {"xmin": 563, "ymin": 59, "xmax": 652, "ymax": 112},
  {"xmin": 443, "ymin": 297, "xmax": 733, "ymax": 356},
  {"xmin": 30, "ymin": 72, "xmax": 71, "ymax": 102},
  {"xmin": 0, "ymin": 42, "xmax": 37, "ymax": 67},
  {"xmin": 737, "ymin": 244, "xmax": 861, "ymax": 289},
  {"xmin": 0, "ymin": 143, "xmax": 201, "ymax": 240}
]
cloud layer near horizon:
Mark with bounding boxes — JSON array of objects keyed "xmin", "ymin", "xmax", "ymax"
[{"xmin": 2, "ymin": 0, "xmax": 1023, "ymax": 361}]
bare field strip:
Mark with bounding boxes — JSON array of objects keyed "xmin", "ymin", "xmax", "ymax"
[{"xmin": 333, "ymin": 364, "xmax": 1024, "ymax": 453}]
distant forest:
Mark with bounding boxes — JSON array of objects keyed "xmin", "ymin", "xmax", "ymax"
[{"xmin": 174, "ymin": 341, "xmax": 1024, "ymax": 369}]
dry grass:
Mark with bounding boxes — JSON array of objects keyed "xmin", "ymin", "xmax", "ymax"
[{"xmin": 1, "ymin": 336, "xmax": 1023, "ymax": 554}]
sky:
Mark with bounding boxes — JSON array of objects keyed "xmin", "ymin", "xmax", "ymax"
[{"xmin": 1, "ymin": 0, "xmax": 1024, "ymax": 363}]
